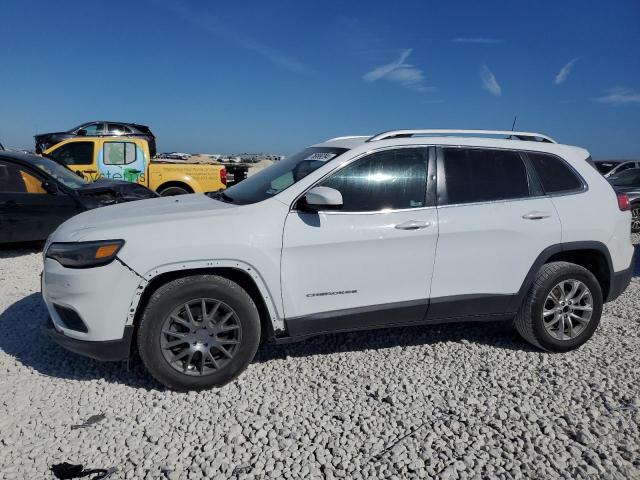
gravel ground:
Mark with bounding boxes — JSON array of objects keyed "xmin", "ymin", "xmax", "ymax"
[{"xmin": 1, "ymin": 238, "xmax": 639, "ymax": 480}]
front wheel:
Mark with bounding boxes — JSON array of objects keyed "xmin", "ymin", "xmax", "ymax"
[
  {"xmin": 514, "ymin": 261, "xmax": 603, "ymax": 352},
  {"xmin": 137, "ymin": 275, "xmax": 261, "ymax": 391}
]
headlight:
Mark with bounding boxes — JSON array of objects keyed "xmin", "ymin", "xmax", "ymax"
[{"xmin": 46, "ymin": 240, "xmax": 125, "ymax": 269}]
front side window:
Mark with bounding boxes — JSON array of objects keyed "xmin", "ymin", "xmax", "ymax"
[
  {"xmin": 319, "ymin": 148, "xmax": 428, "ymax": 211},
  {"xmin": 104, "ymin": 142, "xmax": 137, "ymax": 165},
  {"xmin": 222, "ymin": 147, "xmax": 348, "ymax": 205},
  {"xmin": 441, "ymin": 148, "xmax": 530, "ymax": 205},
  {"xmin": 80, "ymin": 123, "xmax": 105, "ymax": 135},
  {"xmin": 0, "ymin": 162, "xmax": 45, "ymax": 194},
  {"xmin": 528, "ymin": 152, "xmax": 583, "ymax": 194},
  {"xmin": 46, "ymin": 142, "xmax": 94, "ymax": 166}
]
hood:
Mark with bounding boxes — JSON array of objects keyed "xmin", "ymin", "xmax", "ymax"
[
  {"xmin": 35, "ymin": 131, "xmax": 67, "ymax": 140},
  {"xmin": 73, "ymin": 179, "xmax": 159, "ymax": 208},
  {"xmin": 51, "ymin": 193, "xmax": 237, "ymax": 242}
]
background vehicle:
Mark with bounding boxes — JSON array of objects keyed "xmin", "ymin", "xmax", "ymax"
[
  {"xmin": 593, "ymin": 159, "xmax": 639, "ymax": 178},
  {"xmin": 43, "ymin": 137, "xmax": 226, "ymax": 196},
  {"xmin": 0, "ymin": 151, "xmax": 158, "ymax": 244},
  {"xmin": 608, "ymin": 167, "xmax": 640, "ymax": 232},
  {"xmin": 35, "ymin": 121, "xmax": 157, "ymax": 157},
  {"xmin": 41, "ymin": 129, "xmax": 634, "ymax": 391}
]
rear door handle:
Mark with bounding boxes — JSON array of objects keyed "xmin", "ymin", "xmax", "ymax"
[
  {"xmin": 395, "ymin": 220, "xmax": 431, "ymax": 230},
  {"xmin": 522, "ymin": 211, "xmax": 551, "ymax": 220}
]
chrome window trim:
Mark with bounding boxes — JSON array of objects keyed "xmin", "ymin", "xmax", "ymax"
[{"xmin": 290, "ymin": 144, "xmax": 434, "ymax": 214}]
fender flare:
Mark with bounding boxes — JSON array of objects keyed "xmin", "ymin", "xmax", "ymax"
[
  {"xmin": 125, "ymin": 259, "xmax": 285, "ymax": 332},
  {"xmin": 508, "ymin": 240, "xmax": 614, "ymax": 312}
]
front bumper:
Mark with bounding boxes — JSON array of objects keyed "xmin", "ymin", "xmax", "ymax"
[
  {"xmin": 606, "ymin": 247, "xmax": 637, "ymax": 302},
  {"xmin": 44, "ymin": 317, "xmax": 134, "ymax": 361},
  {"xmin": 42, "ymin": 257, "xmax": 141, "ymax": 343}
]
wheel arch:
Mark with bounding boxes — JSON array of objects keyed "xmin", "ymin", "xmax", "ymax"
[
  {"xmin": 127, "ymin": 261, "xmax": 284, "ymax": 342},
  {"xmin": 157, "ymin": 181, "xmax": 194, "ymax": 195},
  {"xmin": 510, "ymin": 241, "xmax": 614, "ymax": 313}
]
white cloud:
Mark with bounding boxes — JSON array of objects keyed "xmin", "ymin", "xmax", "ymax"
[
  {"xmin": 554, "ymin": 58, "xmax": 579, "ymax": 85},
  {"xmin": 596, "ymin": 87, "xmax": 640, "ymax": 105},
  {"xmin": 363, "ymin": 49, "xmax": 433, "ymax": 92},
  {"xmin": 480, "ymin": 65, "xmax": 501, "ymax": 96},
  {"xmin": 453, "ymin": 38, "xmax": 503, "ymax": 44}
]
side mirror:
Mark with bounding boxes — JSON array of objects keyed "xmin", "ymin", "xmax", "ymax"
[
  {"xmin": 41, "ymin": 181, "xmax": 59, "ymax": 195},
  {"xmin": 299, "ymin": 186, "xmax": 343, "ymax": 211},
  {"xmin": 77, "ymin": 129, "xmax": 87, "ymax": 136}
]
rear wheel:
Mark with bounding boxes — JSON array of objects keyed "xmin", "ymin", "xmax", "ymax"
[
  {"xmin": 137, "ymin": 275, "xmax": 261, "ymax": 391},
  {"xmin": 631, "ymin": 204, "xmax": 640, "ymax": 233},
  {"xmin": 514, "ymin": 261, "xmax": 602, "ymax": 352},
  {"xmin": 159, "ymin": 185, "xmax": 190, "ymax": 196}
]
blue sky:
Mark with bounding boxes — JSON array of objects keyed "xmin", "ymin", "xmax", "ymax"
[{"xmin": 1, "ymin": 0, "xmax": 639, "ymax": 158}]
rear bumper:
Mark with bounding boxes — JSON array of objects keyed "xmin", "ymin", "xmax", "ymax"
[
  {"xmin": 607, "ymin": 248, "xmax": 636, "ymax": 302},
  {"xmin": 44, "ymin": 317, "xmax": 133, "ymax": 361}
]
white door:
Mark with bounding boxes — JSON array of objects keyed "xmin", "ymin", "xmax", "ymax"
[
  {"xmin": 429, "ymin": 146, "xmax": 561, "ymax": 317},
  {"xmin": 281, "ymin": 147, "xmax": 439, "ymax": 333}
]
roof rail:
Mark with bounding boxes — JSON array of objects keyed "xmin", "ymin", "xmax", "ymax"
[
  {"xmin": 366, "ymin": 129, "xmax": 557, "ymax": 144},
  {"xmin": 324, "ymin": 135, "xmax": 370, "ymax": 142}
]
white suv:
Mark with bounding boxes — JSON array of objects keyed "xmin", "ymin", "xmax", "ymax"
[{"xmin": 42, "ymin": 129, "xmax": 635, "ymax": 391}]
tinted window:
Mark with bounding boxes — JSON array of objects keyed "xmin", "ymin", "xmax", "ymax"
[
  {"xmin": 528, "ymin": 152, "xmax": 583, "ymax": 193},
  {"xmin": 81, "ymin": 123, "xmax": 105, "ymax": 135},
  {"xmin": 104, "ymin": 142, "xmax": 137, "ymax": 165},
  {"xmin": 108, "ymin": 124, "xmax": 126, "ymax": 134},
  {"xmin": 47, "ymin": 142, "xmax": 94, "ymax": 166},
  {"xmin": 609, "ymin": 168, "xmax": 640, "ymax": 188},
  {"xmin": 615, "ymin": 162, "xmax": 637, "ymax": 174},
  {"xmin": 442, "ymin": 148, "xmax": 530, "ymax": 205},
  {"xmin": 0, "ymin": 162, "xmax": 27, "ymax": 193},
  {"xmin": 0, "ymin": 162, "xmax": 45, "ymax": 194},
  {"xmin": 320, "ymin": 148, "xmax": 428, "ymax": 211},
  {"xmin": 594, "ymin": 162, "xmax": 616, "ymax": 175}
]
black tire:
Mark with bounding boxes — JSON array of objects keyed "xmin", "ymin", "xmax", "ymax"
[
  {"xmin": 159, "ymin": 185, "xmax": 190, "ymax": 196},
  {"xmin": 137, "ymin": 275, "xmax": 261, "ymax": 391},
  {"xmin": 514, "ymin": 261, "xmax": 603, "ymax": 352}
]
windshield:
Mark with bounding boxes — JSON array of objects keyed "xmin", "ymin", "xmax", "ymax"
[
  {"xmin": 31, "ymin": 155, "xmax": 89, "ymax": 189},
  {"xmin": 221, "ymin": 147, "xmax": 348, "ymax": 205},
  {"xmin": 609, "ymin": 168, "xmax": 640, "ymax": 188}
]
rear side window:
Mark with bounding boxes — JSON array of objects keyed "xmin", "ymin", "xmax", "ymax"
[
  {"xmin": 104, "ymin": 142, "xmax": 137, "ymax": 165},
  {"xmin": 441, "ymin": 148, "xmax": 530, "ymax": 205},
  {"xmin": 528, "ymin": 152, "xmax": 583, "ymax": 194},
  {"xmin": 320, "ymin": 148, "xmax": 428, "ymax": 211}
]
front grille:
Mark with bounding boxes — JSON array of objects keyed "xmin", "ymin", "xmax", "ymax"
[{"xmin": 53, "ymin": 304, "xmax": 88, "ymax": 333}]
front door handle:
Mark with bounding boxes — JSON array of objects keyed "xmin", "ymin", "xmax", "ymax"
[
  {"xmin": 395, "ymin": 220, "xmax": 431, "ymax": 230},
  {"xmin": 522, "ymin": 211, "xmax": 551, "ymax": 220}
]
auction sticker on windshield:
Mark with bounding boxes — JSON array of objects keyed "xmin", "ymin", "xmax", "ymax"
[{"xmin": 305, "ymin": 152, "xmax": 337, "ymax": 162}]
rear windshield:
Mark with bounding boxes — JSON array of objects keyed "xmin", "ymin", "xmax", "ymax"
[
  {"xmin": 221, "ymin": 147, "xmax": 348, "ymax": 205},
  {"xmin": 593, "ymin": 161, "xmax": 619, "ymax": 175}
]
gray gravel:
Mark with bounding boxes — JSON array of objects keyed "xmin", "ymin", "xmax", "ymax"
[{"xmin": 1, "ymin": 239, "xmax": 639, "ymax": 480}]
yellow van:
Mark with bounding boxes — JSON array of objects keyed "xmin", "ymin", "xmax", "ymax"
[{"xmin": 43, "ymin": 137, "xmax": 226, "ymax": 195}]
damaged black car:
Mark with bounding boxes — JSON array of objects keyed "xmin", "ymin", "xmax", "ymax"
[{"xmin": 0, "ymin": 151, "xmax": 158, "ymax": 244}]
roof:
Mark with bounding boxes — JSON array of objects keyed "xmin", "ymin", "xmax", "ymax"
[{"xmin": 312, "ymin": 129, "xmax": 589, "ymax": 160}]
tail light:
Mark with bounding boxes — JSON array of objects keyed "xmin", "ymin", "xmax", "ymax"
[
  {"xmin": 220, "ymin": 167, "xmax": 227, "ymax": 186},
  {"xmin": 617, "ymin": 193, "xmax": 631, "ymax": 211}
]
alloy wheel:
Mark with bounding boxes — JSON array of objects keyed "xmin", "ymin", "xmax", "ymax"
[
  {"xmin": 542, "ymin": 279, "xmax": 593, "ymax": 341},
  {"xmin": 160, "ymin": 298, "xmax": 242, "ymax": 376}
]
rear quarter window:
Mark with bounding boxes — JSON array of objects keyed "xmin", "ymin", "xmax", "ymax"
[{"xmin": 528, "ymin": 152, "xmax": 583, "ymax": 194}]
